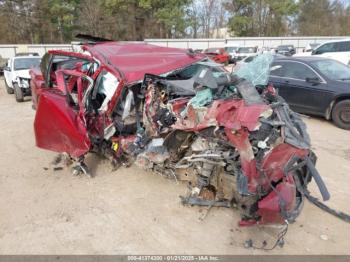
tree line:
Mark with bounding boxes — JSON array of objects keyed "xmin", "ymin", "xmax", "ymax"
[{"xmin": 0, "ymin": 0, "xmax": 349, "ymax": 44}]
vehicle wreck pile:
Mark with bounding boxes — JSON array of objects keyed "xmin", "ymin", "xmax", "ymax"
[{"xmin": 32, "ymin": 43, "xmax": 330, "ymax": 228}]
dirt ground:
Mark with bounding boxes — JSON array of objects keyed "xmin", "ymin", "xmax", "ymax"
[{"xmin": 0, "ymin": 79, "xmax": 349, "ymax": 255}]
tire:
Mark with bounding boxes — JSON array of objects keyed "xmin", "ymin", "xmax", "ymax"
[
  {"xmin": 4, "ymin": 79, "xmax": 14, "ymax": 94},
  {"xmin": 331, "ymin": 100, "xmax": 350, "ymax": 130},
  {"xmin": 13, "ymin": 83, "xmax": 24, "ymax": 102}
]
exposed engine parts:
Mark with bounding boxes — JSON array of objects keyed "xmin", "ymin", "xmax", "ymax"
[
  {"xmin": 36, "ymin": 54, "xmax": 333, "ymax": 230},
  {"xmin": 94, "ymin": 69, "xmax": 330, "ymax": 227}
]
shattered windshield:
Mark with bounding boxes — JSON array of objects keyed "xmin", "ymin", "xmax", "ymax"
[
  {"xmin": 181, "ymin": 54, "xmax": 274, "ymax": 109},
  {"xmin": 166, "ymin": 54, "xmax": 273, "ymax": 105},
  {"xmin": 244, "ymin": 56, "xmax": 257, "ymax": 63},
  {"xmin": 234, "ymin": 53, "xmax": 274, "ymax": 86},
  {"xmin": 14, "ymin": 58, "xmax": 41, "ymax": 70}
]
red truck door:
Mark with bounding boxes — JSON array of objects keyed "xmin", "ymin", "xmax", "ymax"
[
  {"xmin": 31, "ymin": 50, "xmax": 95, "ymax": 109},
  {"xmin": 34, "ymin": 70, "xmax": 93, "ymax": 158}
]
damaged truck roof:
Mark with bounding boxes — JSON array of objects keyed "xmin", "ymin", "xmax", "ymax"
[{"xmin": 83, "ymin": 42, "xmax": 206, "ymax": 84}]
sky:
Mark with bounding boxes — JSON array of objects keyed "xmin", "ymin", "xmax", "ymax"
[{"xmin": 339, "ymin": 0, "xmax": 350, "ymax": 5}]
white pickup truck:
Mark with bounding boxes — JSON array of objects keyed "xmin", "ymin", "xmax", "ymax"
[
  {"xmin": 4, "ymin": 54, "xmax": 41, "ymax": 102},
  {"xmin": 294, "ymin": 39, "xmax": 350, "ymax": 66}
]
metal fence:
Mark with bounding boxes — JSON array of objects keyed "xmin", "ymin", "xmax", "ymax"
[
  {"xmin": 1, "ymin": 36, "xmax": 349, "ymax": 59},
  {"xmin": 145, "ymin": 36, "xmax": 350, "ymax": 52},
  {"xmin": 0, "ymin": 44, "xmax": 72, "ymax": 59}
]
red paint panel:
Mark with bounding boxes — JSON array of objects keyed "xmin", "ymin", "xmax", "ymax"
[
  {"xmin": 257, "ymin": 175, "xmax": 296, "ymax": 224},
  {"xmin": 171, "ymin": 98, "xmax": 190, "ymax": 113},
  {"xmin": 261, "ymin": 143, "xmax": 308, "ymax": 186},
  {"xmin": 84, "ymin": 42, "xmax": 205, "ymax": 84},
  {"xmin": 172, "ymin": 99, "xmax": 267, "ymax": 133},
  {"xmin": 217, "ymin": 101, "xmax": 269, "ymax": 131},
  {"xmin": 34, "ymin": 91, "xmax": 90, "ymax": 158},
  {"xmin": 30, "ymin": 68, "xmax": 44, "ymax": 109}
]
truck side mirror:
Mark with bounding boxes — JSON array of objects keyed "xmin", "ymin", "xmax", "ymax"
[{"xmin": 4, "ymin": 66, "xmax": 10, "ymax": 71}]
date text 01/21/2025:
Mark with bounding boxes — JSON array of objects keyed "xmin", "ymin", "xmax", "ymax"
[{"xmin": 127, "ymin": 255, "xmax": 220, "ymax": 261}]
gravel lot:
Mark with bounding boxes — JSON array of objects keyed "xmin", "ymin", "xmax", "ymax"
[{"xmin": 0, "ymin": 78, "xmax": 349, "ymax": 254}]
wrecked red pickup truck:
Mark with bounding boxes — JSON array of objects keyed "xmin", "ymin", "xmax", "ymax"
[{"xmin": 30, "ymin": 42, "xmax": 330, "ymax": 226}]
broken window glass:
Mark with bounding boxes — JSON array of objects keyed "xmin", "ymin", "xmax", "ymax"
[
  {"xmin": 95, "ymin": 71, "xmax": 120, "ymax": 111},
  {"xmin": 234, "ymin": 53, "xmax": 274, "ymax": 86}
]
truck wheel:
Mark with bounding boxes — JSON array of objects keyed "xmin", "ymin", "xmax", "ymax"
[
  {"xmin": 14, "ymin": 83, "xmax": 24, "ymax": 102},
  {"xmin": 332, "ymin": 100, "xmax": 350, "ymax": 130},
  {"xmin": 5, "ymin": 80, "xmax": 14, "ymax": 94}
]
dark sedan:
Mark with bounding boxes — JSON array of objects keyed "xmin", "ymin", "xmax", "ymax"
[{"xmin": 269, "ymin": 56, "xmax": 350, "ymax": 129}]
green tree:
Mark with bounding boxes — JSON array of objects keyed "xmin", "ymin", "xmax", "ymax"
[
  {"xmin": 48, "ymin": 0, "xmax": 79, "ymax": 42},
  {"xmin": 143, "ymin": 0, "xmax": 190, "ymax": 38},
  {"xmin": 225, "ymin": 0, "xmax": 298, "ymax": 36},
  {"xmin": 0, "ymin": 0, "xmax": 349, "ymax": 44},
  {"xmin": 297, "ymin": 0, "xmax": 333, "ymax": 36},
  {"xmin": 298, "ymin": 0, "xmax": 350, "ymax": 36}
]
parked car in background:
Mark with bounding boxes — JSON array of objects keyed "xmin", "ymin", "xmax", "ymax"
[
  {"xmin": 233, "ymin": 46, "xmax": 258, "ymax": 62},
  {"xmin": 294, "ymin": 43, "xmax": 320, "ymax": 57},
  {"xmin": 276, "ymin": 45, "xmax": 296, "ymax": 56},
  {"xmin": 306, "ymin": 39, "xmax": 350, "ymax": 66},
  {"xmin": 304, "ymin": 43, "xmax": 320, "ymax": 52},
  {"xmin": 224, "ymin": 46, "xmax": 239, "ymax": 63},
  {"xmin": 269, "ymin": 56, "xmax": 350, "ymax": 129},
  {"xmin": 259, "ymin": 46, "xmax": 273, "ymax": 54},
  {"xmin": 203, "ymin": 47, "xmax": 230, "ymax": 64},
  {"xmin": 4, "ymin": 55, "xmax": 41, "ymax": 102}
]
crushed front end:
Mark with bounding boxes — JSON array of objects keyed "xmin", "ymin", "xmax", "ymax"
[{"xmin": 121, "ymin": 54, "xmax": 330, "ymax": 226}]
